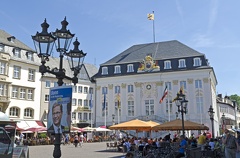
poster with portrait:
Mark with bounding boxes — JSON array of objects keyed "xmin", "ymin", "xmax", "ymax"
[{"xmin": 47, "ymin": 85, "xmax": 72, "ymax": 134}]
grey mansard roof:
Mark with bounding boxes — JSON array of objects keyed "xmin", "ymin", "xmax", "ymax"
[
  {"xmin": 44, "ymin": 57, "xmax": 98, "ymax": 79},
  {"xmin": 0, "ymin": 29, "xmax": 34, "ymax": 51},
  {"xmin": 84, "ymin": 63, "xmax": 98, "ymax": 78},
  {"xmin": 101, "ymin": 40, "xmax": 204, "ymax": 66}
]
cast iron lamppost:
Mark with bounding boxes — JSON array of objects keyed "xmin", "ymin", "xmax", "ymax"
[
  {"xmin": 222, "ymin": 113, "xmax": 226, "ymax": 134},
  {"xmin": 175, "ymin": 91, "xmax": 188, "ymax": 137},
  {"xmin": 208, "ymin": 105, "xmax": 215, "ymax": 138},
  {"xmin": 32, "ymin": 17, "xmax": 86, "ymax": 158}
]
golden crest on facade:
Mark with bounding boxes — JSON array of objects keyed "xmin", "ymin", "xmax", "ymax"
[{"xmin": 138, "ymin": 55, "xmax": 160, "ymax": 72}]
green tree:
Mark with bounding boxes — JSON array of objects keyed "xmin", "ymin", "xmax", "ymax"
[
  {"xmin": 38, "ymin": 133, "xmax": 47, "ymax": 138},
  {"xmin": 230, "ymin": 94, "xmax": 240, "ymax": 108}
]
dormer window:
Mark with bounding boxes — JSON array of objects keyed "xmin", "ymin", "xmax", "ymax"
[
  {"xmin": 7, "ymin": 36, "xmax": 15, "ymax": 43},
  {"xmin": 114, "ymin": 65, "xmax": 121, "ymax": 74},
  {"xmin": 13, "ymin": 48, "xmax": 21, "ymax": 58},
  {"xmin": 102, "ymin": 67, "xmax": 108, "ymax": 75},
  {"xmin": 26, "ymin": 52, "xmax": 34, "ymax": 61},
  {"xmin": 193, "ymin": 57, "xmax": 201, "ymax": 66},
  {"xmin": 164, "ymin": 60, "xmax": 172, "ymax": 69},
  {"xmin": 178, "ymin": 59, "xmax": 186, "ymax": 68},
  {"xmin": 127, "ymin": 64, "xmax": 134, "ymax": 72},
  {"xmin": 0, "ymin": 44, "xmax": 4, "ymax": 52}
]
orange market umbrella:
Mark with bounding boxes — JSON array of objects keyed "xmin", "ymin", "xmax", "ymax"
[
  {"xmin": 152, "ymin": 119, "xmax": 209, "ymax": 131},
  {"xmin": 146, "ymin": 120, "xmax": 160, "ymax": 127},
  {"xmin": 109, "ymin": 119, "xmax": 152, "ymax": 131}
]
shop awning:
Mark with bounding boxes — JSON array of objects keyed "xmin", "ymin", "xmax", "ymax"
[{"xmin": 16, "ymin": 120, "xmax": 45, "ymax": 131}]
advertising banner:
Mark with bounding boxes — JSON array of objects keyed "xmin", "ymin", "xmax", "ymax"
[{"xmin": 47, "ymin": 86, "xmax": 72, "ymax": 134}]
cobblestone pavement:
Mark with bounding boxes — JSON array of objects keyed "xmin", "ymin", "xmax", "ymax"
[{"xmin": 29, "ymin": 142, "xmax": 124, "ymax": 158}]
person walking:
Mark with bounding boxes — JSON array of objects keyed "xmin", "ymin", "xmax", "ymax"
[
  {"xmin": 79, "ymin": 133, "xmax": 84, "ymax": 147},
  {"xmin": 74, "ymin": 134, "xmax": 79, "ymax": 147},
  {"xmin": 222, "ymin": 129, "xmax": 236, "ymax": 158},
  {"xmin": 236, "ymin": 130, "xmax": 240, "ymax": 158}
]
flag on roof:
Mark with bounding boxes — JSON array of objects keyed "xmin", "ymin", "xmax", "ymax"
[
  {"xmin": 159, "ymin": 86, "xmax": 168, "ymax": 104},
  {"xmin": 147, "ymin": 13, "xmax": 154, "ymax": 20}
]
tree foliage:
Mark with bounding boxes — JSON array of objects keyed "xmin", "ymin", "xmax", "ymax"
[{"xmin": 230, "ymin": 94, "xmax": 240, "ymax": 108}]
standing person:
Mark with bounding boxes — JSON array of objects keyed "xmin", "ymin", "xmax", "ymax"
[
  {"xmin": 235, "ymin": 130, "xmax": 240, "ymax": 158},
  {"xmin": 119, "ymin": 132, "xmax": 123, "ymax": 140},
  {"xmin": 48, "ymin": 102, "xmax": 65, "ymax": 133},
  {"xmin": 74, "ymin": 134, "xmax": 78, "ymax": 147},
  {"xmin": 208, "ymin": 138, "xmax": 215, "ymax": 150},
  {"xmin": 19, "ymin": 133, "xmax": 24, "ymax": 145},
  {"xmin": 79, "ymin": 133, "xmax": 84, "ymax": 147},
  {"xmin": 197, "ymin": 132, "xmax": 206, "ymax": 149},
  {"xmin": 222, "ymin": 129, "xmax": 236, "ymax": 158},
  {"xmin": 175, "ymin": 135, "xmax": 187, "ymax": 158}
]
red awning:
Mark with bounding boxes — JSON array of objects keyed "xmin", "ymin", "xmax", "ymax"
[
  {"xmin": 15, "ymin": 120, "xmax": 45, "ymax": 131},
  {"xmin": 36, "ymin": 120, "xmax": 45, "ymax": 127}
]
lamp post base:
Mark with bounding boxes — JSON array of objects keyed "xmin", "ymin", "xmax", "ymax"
[{"xmin": 53, "ymin": 134, "xmax": 61, "ymax": 158}]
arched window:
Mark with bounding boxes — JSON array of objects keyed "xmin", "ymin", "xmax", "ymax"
[
  {"xmin": 9, "ymin": 107, "xmax": 20, "ymax": 117},
  {"xmin": 24, "ymin": 108, "xmax": 34, "ymax": 118}
]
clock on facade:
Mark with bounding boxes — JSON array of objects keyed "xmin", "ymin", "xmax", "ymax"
[{"xmin": 146, "ymin": 84, "xmax": 151, "ymax": 90}]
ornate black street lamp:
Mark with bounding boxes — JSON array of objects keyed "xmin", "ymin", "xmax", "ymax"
[
  {"xmin": 32, "ymin": 17, "xmax": 86, "ymax": 158},
  {"xmin": 208, "ymin": 105, "xmax": 215, "ymax": 138},
  {"xmin": 222, "ymin": 113, "xmax": 226, "ymax": 133},
  {"xmin": 32, "ymin": 17, "xmax": 86, "ymax": 86},
  {"xmin": 175, "ymin": 91, "xmax": 188, "ymax": 137}
]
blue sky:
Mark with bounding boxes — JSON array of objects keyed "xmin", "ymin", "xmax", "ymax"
[{"xmin": 1, "ymin": 0, "xmax": 239, "ymax": 95}]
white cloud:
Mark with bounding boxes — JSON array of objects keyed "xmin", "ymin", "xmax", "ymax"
[
  {"xmin": 175, "ymin": 0, "xmax": 184, "ymax": 26},
  {"xmin": 208, "ymin": 0, "xmax": 219, "ymax": 33},
  {"xmin": 192, "ymin": 33, "xmax": 214, "ymax": 47}
]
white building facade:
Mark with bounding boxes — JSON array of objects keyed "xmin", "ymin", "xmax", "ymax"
[
  {"xmin": 0, "ymin": 30, "xmax": 42, "ymax": 121},
  {"xmin": 93, "ymin": 40, "xmax": 219, "ymax": 137}
]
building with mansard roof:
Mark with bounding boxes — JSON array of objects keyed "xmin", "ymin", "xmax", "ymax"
[{"xmin": 93, "ymin": 40, "xmax": 219, "ymax": 136}]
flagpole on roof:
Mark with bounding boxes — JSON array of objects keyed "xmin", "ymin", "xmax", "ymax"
[
  {"xmin": 152, "ymin": 11, "xmax": 155, "ymax": 43},
  {"xmin": 147, "ymin": 11, "xmax": 155, "ymax": 43}
]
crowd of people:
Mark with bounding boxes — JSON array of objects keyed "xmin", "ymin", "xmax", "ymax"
[
  {"xmin": 15, "ymin": 128, "xmax": 240, "ymax": 158},
  {"xmin": 117, "ymin": 129, "xmax": 240, "ymax": 158}
]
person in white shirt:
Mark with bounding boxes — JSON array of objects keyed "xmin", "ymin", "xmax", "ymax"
[{"xmin": 119, "ymin": 132, "xmax": 123, "ymax": 139}]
